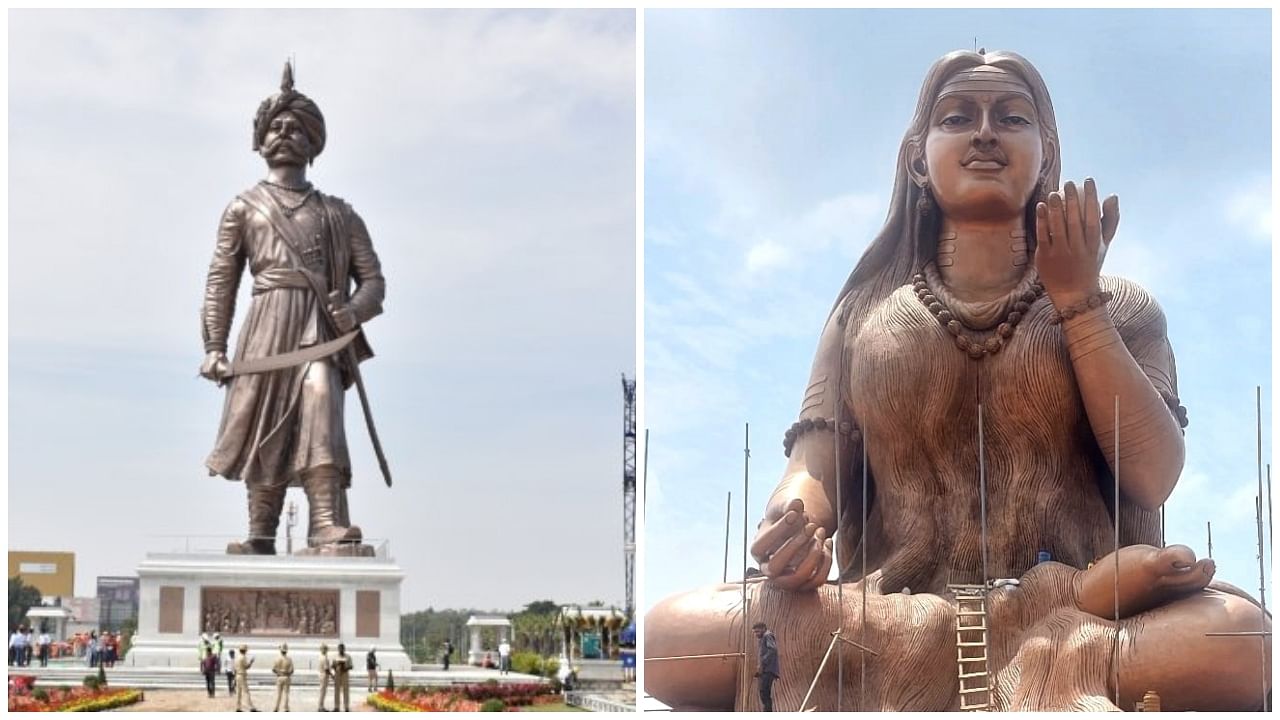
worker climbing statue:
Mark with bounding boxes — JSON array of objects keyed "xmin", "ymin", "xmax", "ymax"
[
  {"xmin": 200, "ymin": 61, "xmax": 390, "ymax": 556},
  {"xmin": 645, "ymin": 50, "xmax": 1271, "ymax": 712}
]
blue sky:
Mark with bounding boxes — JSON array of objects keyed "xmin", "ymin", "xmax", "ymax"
[
  {"xmin": 643, "ymin": 9, "xmax": 1272, "ymax": 612},
  {"xmin": 8, "ymin": 9, "xmax": 636, "ymax": 612}
]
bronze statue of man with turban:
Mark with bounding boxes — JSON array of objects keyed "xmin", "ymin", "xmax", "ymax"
[{"xmin": 200, "ymin": 62, "xmax": 388, "ymax": 555}]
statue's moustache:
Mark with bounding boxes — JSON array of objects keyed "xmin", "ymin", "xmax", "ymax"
[{"xmin": 266, "ymin": 137, "xmax": 307, "ymax": 156}]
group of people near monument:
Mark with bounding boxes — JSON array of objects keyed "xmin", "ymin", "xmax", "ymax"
[
  {"xmin": 197, "ymin": 640, "xmax": 359, "ymax": 711},
  {"xmin": 7, "ymin": 627, "xmax": 49, "ymax": 667},
  {"xmin": 7, "ymin": 628, "xmax": 125, "ymax": 668}
]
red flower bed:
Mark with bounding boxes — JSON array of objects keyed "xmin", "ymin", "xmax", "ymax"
[
  {"xmin": 369, "ymin": 689, "xmax": 482, "ymax": 712},
  {"xmin": 455, "ymin": 683, "xmax": 549, "ymax": 705},
  {"xmin": 368, "ymin": 684, "xmax": 554, "ymax": 712},
  {"xmin": 9, "ymin": 675, "xmax": 37, "ymax": 695},
  {"xmin": 8, "ymin": 685, "xmax": 143, "ymax": 712}
]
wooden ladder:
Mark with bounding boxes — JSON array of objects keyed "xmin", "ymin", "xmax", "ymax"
[{"xmin": 951, "ymin": 585, "xmax": 991, "ymax": 711}]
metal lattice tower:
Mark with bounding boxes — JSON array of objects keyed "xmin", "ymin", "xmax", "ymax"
[{"xmin": 622, "ymin": 374, "xmax": 637, "ymax": 619}]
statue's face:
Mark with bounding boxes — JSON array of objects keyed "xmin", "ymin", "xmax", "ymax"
[
  {"xmin": 260, "ymin": 110, "xmax": 313, "ymax": 168},
  {"xmin": 923, "ymin": 69, "xmax": 1043, "ymax": 222}
]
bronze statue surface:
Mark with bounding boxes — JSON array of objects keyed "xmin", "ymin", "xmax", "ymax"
[
  {"xmin": 645, "ymin": 50, "xmax": 1270, "ymax": 712},
  {"xmin": 200, "ymin": 62, "xmax": 388, "ymax": 556}
]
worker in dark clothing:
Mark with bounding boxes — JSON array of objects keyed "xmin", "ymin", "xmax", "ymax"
[{"xmin": 753, "ymin": 621, "xmax": 780, "ymax": 711}]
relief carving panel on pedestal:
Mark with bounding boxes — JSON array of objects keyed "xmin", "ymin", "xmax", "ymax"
[{"xmin": 201, "ymin": 587, "xmax": 340, "ymax": 637}]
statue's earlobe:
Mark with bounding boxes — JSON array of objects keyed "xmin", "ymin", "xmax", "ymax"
[{"xmin": 906, "ymin": 140, "xmax": 928, "ymax": 187}]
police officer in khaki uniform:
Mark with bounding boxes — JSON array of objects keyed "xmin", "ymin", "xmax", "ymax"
[
  {"xmin": 272, "ymin": 643, "xmax": 294, "ymax": 712},
  {"xmin": 234, "ymin": 644, "xmax": 258, "ymax": 712},
  {"xmin": 317, "ymin": 643, "xmax": 332, "ymax": 712},
  {"xmin": 332, "ymin": 643, "xmax": 353, "ymax": 712}
]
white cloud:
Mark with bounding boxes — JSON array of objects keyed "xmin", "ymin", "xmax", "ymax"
[
  {"xmin": 1225, "ymin": 177, "xmax": 1272, "ymax": 244},
  {"xmin": 746, "ymin": 240, "xmax": 790, "ymax": 273}
]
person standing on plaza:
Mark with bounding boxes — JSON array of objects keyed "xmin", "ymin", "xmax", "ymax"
[
  {"xmin": 316, "ymin": 643, "xmax": 332, "ymax": 712},
  {"xmin": 198, "ymin": 633, "xmax": 212, "ymax": 665},
  {"xmin": 234, "ymin": 643, "xmax": 258, "ymax": 712},
  {"xmin": 498, "ymin": 638, "xmax": 511, "ymax": 675},
  {"xmin": 226, "ymin": 640, "xmax": 239, "ymax": 691},
  {"xmin": 365, "ymin": 647, "xmax": 379, "ymax": 692},
  {"xmin": 105, "ymin": 632, "xmax": 118, "ymax": 667},
  {"xmin": 201, "ymin": 647, "xmax": 220, "ymax": 699},
  {"xmin": 442, "ymin": 639, "xmax": 453, "ymax": 671},
  {"xmin": 38, "ymin": 630, "xmax": 51, "ymax": 667},
  {"xmin": 332, "ymin": 643, "xmax": 353, "ymax": 712},
  {"xmin": 15, "ymin": 627, "xmax": 30, "ymax": 667},
  {"xmin": 272, "ymin": 643, "xmax": 294, "ymax": 712},
  {"xmin": 752, "ymin": 622, "xmax": 780, "ymax": 712}
]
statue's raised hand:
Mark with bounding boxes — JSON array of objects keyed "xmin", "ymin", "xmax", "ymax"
[
  {"xmin": 750, "ymin": 497, "xmax": 833, "ymax": 592},
  {"xmin": 1034, "ymin": 178, "xmax": 1120, "ymax": 307}
]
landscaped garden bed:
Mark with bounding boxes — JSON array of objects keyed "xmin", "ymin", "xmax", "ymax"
[
  {"xmin": 8, "ymin": 675, "xmax": 144, "ymax": 713},
  {"xmin": 368, "ymin": 682, "xmax": 560, "ymax": 712}
]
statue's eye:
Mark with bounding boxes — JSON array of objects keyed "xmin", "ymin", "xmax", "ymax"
[
  {"xmin": 1002, "ymin": 115, "xmax": 1031, "ymax": 126},
  {"xmin": 941, "ymin": 115, "xmax": 970, "ymax": 127}
]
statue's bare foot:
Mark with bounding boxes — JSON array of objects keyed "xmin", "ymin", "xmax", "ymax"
[{"xmin": 227, "ymin": 538, "xmax": 276, "ymax": 555}]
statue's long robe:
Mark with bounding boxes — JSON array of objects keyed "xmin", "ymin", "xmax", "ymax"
[{"xmin": 201, "ymin": 184, "xmax": 385, "ymax": 487}]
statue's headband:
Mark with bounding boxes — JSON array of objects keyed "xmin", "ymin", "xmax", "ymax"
[{"xmin": 938, "ymin": 64, "xmax": 1033, "ymax": 102}]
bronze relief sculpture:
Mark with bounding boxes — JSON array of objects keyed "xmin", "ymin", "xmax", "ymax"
[
  {"xmin": 201, "ymin": 63, "xmax": 388, "ymax": 556},
  {"xmin": 646, "ymin": 50, "xmax": 1271, "ymax": 711}
]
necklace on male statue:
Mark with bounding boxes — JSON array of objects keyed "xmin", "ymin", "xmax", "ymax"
[
  {"xmin": 913, "ymin": 263, "xmax": 1043, "ymax": 361},
  {"xmin": 260, "ymin": 180, "xmax": 315, "ymax": 217}
]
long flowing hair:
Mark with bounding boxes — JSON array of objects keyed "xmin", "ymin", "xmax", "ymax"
[{"xmin": 832, "ymin": 50, "xmax": 1061, "ymax": 329}]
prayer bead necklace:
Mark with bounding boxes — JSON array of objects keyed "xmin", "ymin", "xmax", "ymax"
[{"xmin": 913, "ymin": 264, "xmax": 1043, "ymax": 360}]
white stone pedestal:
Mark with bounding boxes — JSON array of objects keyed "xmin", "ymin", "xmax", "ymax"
[{"xmin": 129, "ymin": 551, "xmax": 410, "ymax": 671}]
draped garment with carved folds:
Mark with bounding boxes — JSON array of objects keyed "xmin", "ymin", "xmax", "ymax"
[
  {"xmin": 838, "ymin": 276, "xmax": 1176, "ymax": 592},
  {"xmin": 202, "ymin": 185, "xmax": 385, "ymax": 488}
]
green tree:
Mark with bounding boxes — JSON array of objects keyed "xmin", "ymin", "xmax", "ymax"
[
  {"xmin": 522, "ymin": 600, "xmax": 559, "ymax": 616},
  {"xmin": 8, "ymin": 576, "xmax": 42, "ymax": 632}
]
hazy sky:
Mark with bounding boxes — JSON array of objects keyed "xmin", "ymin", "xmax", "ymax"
[
  {"xmin": 644, "ymin": 9, "xmax": 1271, "ymax": 611},
  {"xmin": 8, "ymin": 9, "xmax": 636, "ymax": 612}
]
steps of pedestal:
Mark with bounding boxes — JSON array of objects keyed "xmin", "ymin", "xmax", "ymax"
[{"xmin": 11, "ymin": 665, "xmax": 545, "ymax": 690}]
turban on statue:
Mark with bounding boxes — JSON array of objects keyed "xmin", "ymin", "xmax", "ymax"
[{"xmin": 252, "ymin": 61, "xmax": 326, "ymax": 159}]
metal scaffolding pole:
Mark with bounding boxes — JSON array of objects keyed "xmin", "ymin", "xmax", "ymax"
[
  {"xmin": 979, "ymin": 404, "xmax": 989, "ymax": 586},
  {"xmin": 1113, "ymin": 395, "xmax": 1120, "ymax": 710},
  {"xmin": 860, "ymin": 430, "xmax": 868, "ymax": 705},
  {"xmin": 1258, "ymin": 387, "xmax": 1270, "ymax": 712},
  {"xmin": 835, "ymin": 409, "xmax": 844, "ymax": 711},
  {"xmin": 1207, "ymin": 521, "xmax": 1213, "ymax": 560},
  {"xmin": 723, "ymin": 491, "xmax": 731, "ymax": 583},
  {"xmin": 740, "ymin": 423, "xmax": 750, "ymax": 711}
]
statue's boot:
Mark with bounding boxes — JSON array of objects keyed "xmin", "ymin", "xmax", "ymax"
[
  {"xmin": 304, "ymin": 466, "xmax": 362, "ymax": 546},
  {"xmin": 227, "ymin": 485, "xmax": 283, "ymax": 554}
]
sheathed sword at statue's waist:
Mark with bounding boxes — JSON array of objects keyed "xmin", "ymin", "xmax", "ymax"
[{"xmin": 226, "ymin": 330, "xmax": 361, "ymax": 377}]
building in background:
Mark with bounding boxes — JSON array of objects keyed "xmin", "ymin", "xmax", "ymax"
[
  {"xmin": 65, "ymin": 597, "xmax": 100, "ymax": 637},
  {"xmin": 8, "ymin": 551, "xmax": 75, "ymax": 597},
  {"xmin": 96, "ymin": 576, "xmax": 140, "ymax": 632}
]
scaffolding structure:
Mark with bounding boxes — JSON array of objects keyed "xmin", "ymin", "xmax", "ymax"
[{"xmin": 622, "ymin": 374, "xmax": 637, "ymax": 620}]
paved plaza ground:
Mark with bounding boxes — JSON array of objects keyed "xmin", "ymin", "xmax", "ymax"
[{"xmin": 117, "ymin": 688, "xmax": 375, "ymax": 712}]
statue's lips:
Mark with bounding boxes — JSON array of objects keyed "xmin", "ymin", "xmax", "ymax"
[{"xmin": 963, "ymin": 159, "xmax": 1006, "ymax": 170}]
